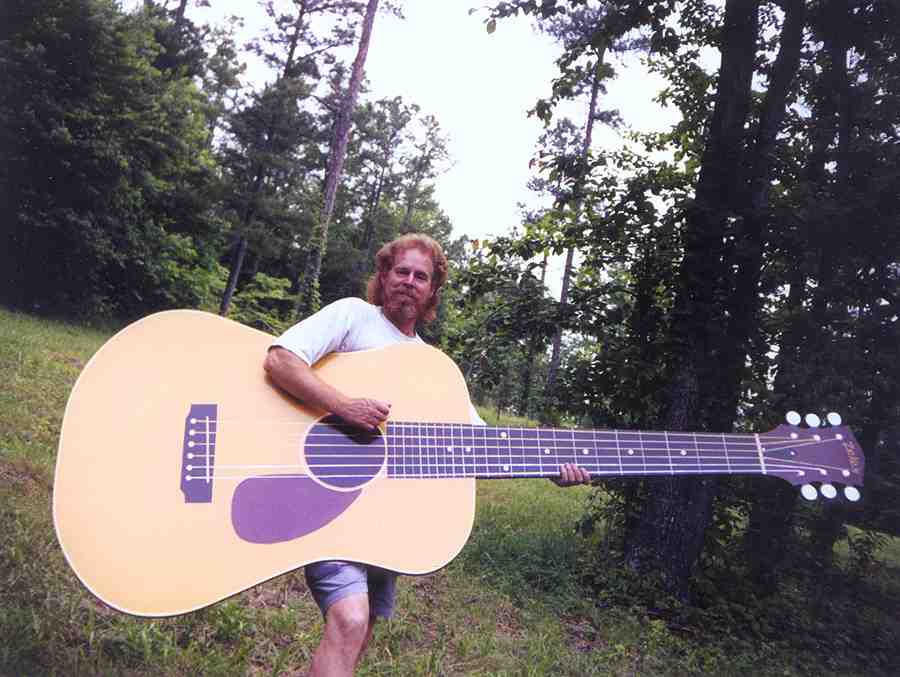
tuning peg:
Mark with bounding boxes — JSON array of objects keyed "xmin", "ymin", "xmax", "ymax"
[
  {"xmin": 844, "ymin": 486, "xmax": 861, "ymax": 502},
  {"xmin": 786, "ymin": 411, "xmax": 802, "ymax": 425},
  {"xmin": 800, "ymin": 484, "xmax": 818, "ymax": 501},
  {"xmin": 805, "ymin": 413, "xmax": 821, "ymax": 428},
  {"xmin": 826, "ymin": 412, "xmax": 842, "ymax": 426},
  {"xmin": 821, "ymin": 483, "xmax": 837, "ymax": 499}
]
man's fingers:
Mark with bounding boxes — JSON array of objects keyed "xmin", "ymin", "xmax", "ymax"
[
  {"xmin": 371, "ymin": 400, "xmax": 391, "ymax": 417},
  {"xmin": 554, "ymin": 463, "xmax": 591, "ymax": 486}
]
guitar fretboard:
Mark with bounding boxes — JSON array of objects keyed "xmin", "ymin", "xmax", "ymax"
[{"xmin": 384, "ymin": 422, "xmax": 770, "ymax": 480}]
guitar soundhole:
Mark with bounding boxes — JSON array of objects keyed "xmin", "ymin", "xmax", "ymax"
[{"xmin": 304, "ymin": 415, "xmax": 386, "ymax": 490}]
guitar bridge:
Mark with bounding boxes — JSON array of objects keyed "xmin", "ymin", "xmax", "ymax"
[{"xmin": 180, "ymin": 404, "xmax": 217, "ymax": 503}]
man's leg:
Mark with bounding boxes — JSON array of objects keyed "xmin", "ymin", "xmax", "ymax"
[{"xmin": 307, "ymin": 593, "xmax": 375, "ymax": 677}]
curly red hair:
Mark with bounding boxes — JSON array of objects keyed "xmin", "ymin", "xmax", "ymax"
[{"xmin": 366, "ymin": 233, "xmax": 448, "ymax": 324}]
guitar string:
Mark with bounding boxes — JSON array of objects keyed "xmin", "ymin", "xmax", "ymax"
[
  {"xmin": 190, "ymin": 436, "xmax": 841, "ymax": 458},
  {"xmin": 212, "ymin": 418, "xmax": 832, "ymax": 443},
  {"xmin": 193, "ymin": 464, "xmax": 834, "ymax": 482}
]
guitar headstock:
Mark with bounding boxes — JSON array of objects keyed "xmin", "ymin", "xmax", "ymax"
[{"xmin": 760, "ymin": 411, "xmax": 865, "ymax": 502}]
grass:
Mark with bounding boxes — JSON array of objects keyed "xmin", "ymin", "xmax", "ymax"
[{"xmin": 1, "ymin": 305, "xmax": 898, "ymax": 675}]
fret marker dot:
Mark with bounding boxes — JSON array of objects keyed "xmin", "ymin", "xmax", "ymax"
[
  {"xmin": 813, "ymin": 434, "xmax": 821, "ymax": 441},
  {"xmin": 500, "ymin": 432, "xmax": 508, "ymax": 439},
  {"xmin": 680, "ymin": 450, "xmax": 687, "ymax": 456},
  {"xmin": 790, "ymin": 433, "xmax": 798, "ymax": 439},
  {"xmin": 466, "ymin": 447, "xmax": 471, "ymax": 453},
  {"xmin": 627, "ymin": 449, "xmax": 634, "ymax": 455},
  {"xmin": 582, "ymin": 449, "xmax": 589, "ymax": 455},
  {"xmin": 544, "ymin": 449, "xmax": 550, "ymax": 454},
  {"xmin": 447, "ymin": 446, "xmax": 453, "ymax": 452},
  {"xmin": 503, "ymin": 464, "xmax": 509, "ymax": 471}
]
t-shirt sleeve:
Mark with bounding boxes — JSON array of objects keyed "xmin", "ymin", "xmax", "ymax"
[{"xmin": 271, "ymin": 298, "xmax": 363, "ymax": 366}]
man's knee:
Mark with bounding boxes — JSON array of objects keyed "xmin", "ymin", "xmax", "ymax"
[{"xmin": 325, "ymin": 594, "xmax": 371, "ymax": 644}]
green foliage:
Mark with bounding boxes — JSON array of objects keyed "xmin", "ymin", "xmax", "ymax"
[{"xmin": 0, "ymin": 0, "xmax": 223, "ymax": 319}]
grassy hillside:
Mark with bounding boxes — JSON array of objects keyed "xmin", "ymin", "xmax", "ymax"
[{"xmin": 1, "ymin": 306, "xmax": 897, "ymax": 676}]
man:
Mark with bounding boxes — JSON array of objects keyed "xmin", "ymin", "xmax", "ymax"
[{"xmin": 264, "ymin": 233, "xmax": 589, "ymax": 676}]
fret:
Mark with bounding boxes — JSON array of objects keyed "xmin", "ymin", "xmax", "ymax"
[
  {"xmin": 449, "ymin": 423, "xmax": 457, "ymax": 478},
  {"xmin": 722, "ymin": 433, "xmax": 732, "ymax": 473},
  {"xmin": 474, "ymin": 425, "xmax": 488, "ymax": 476},
  {"xmin": 536, "ymin": 427, "xmax": 546, "ymax": 477},
  {"xmin": 503, "ymin": 426, "xmax": 513, "ymax": 477},
  {"xmin": 508, "ymin": 426, "xmax": 521, "ymax": 475},
  {"xmin": 667, "ymin": 432, "xmax": 699, "ymax": 474},
  {"xmin": 692, "ymin": 432, "xmax": 701, "ymax": 474},
  {"xmin": 639, "ymin": 431, "xmax": 669, "ymax": 475},
  {"xmin": 664, "ymin": 431, "xmax": 673, "ymax": 475},
  {"xmin": 431, "ymin": 422, "xmax": 439, "ymax": 478},
  {"xmin": 617, "ymin": 430, "xmax": 643, "ymax": 475},
  {"xmin": 573, "ymin": 429, "xmax": 595, "ymax": 473},
  {"xmin": 419, "ymin": 421, "xmax": 427, "ymax": 478},
  {"xmin": 520, "ymin": 427, "xmax": 541, "ymax": 477},
  {"xmin": 614, "ymin": 429, "xmax": 623, "ymax": 476},
  {"xmin": 443, "ymin": 423, "xmax": 451, "ymax": 478},
  {"xmin": 437, "ymin": 423, "xmax": 446, "ymax": 478},
  {"xmin": 462, "ymin": 424, "xmax": 475, "ymax": 478}
]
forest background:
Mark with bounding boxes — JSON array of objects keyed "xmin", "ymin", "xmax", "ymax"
[{"xmin": 1, "ymin": 0, "xmax": 899, "ymax": 674}]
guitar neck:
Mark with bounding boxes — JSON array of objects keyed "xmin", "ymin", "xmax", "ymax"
[{"xmin": 384, "ymin": 422, "xmax": 768, "ymax": 481}]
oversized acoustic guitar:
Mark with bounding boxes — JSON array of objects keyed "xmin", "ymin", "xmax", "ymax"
[{"xmin": 53, "ymin": 310, "xmax": 866, "ymax": 617}]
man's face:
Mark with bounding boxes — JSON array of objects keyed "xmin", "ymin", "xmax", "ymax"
[{"xmin": 381, "ymin": 246, "xmax": 435, "ymax": 325}]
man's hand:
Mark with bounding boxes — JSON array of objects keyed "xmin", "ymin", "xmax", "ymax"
[
  {"xmin": 336, "ymin": 397, "xmax": 391, "ymax": 432},
  {"xmin": 265, "ymin": 348, "xmax": 391, "ymax": 432},
  {"xmin": 552, "ymin": 463, "xmax": 591, "ymax": 487}
]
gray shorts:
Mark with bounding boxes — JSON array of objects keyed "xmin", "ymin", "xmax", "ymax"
[{"xmin": 304, "ymin": 561, "xmax": 398, "ymax": 619}]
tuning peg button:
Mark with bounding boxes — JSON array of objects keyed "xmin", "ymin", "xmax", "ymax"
[
  {"xmin": 821, "ymin": 484, "xmax": 837, "ymax": 499},
  {"xmin": 827, "ymin": 412, "xmax": 842, "ymax": 426},
  {"xmin": 800, "ymin": 484, "xmax": 818, "ymax": 501},
  {"xmin": 786, "ymin": 411, "xmax": 802, "ymax": 425},
  {"xmin": 844, "ymin": 486, "xmax": 861, "ymax": 502},
  {"xmin": 805, "ymin": 413, "xmax": 821, "ymax": 428}
]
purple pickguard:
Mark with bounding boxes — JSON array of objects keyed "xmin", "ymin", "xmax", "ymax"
[{"xmin": 231, "ymin": 476, "xmax": 360, "ymax": 544}]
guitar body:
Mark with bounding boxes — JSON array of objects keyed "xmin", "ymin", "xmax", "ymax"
[{"xmin": 53, "ymin": 310, "xmax": 476, "ymax": 617}]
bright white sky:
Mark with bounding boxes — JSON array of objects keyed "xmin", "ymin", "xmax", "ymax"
[{"xmin": 134, "ymin": 1, "xmax": 687, "ymax": 271}]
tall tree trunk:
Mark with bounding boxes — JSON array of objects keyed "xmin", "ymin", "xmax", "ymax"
[
  {"xmin": 220, "ymin": 234, "xmax": 249, "ymax": 315},
  {"xmin": 543, "ymin": 46, "xmax": 606, "ymax": 414},
  {"xmin": 219, "ymin": 8, "xmax": 307, "ymax": 315},
  {"xmin": 623, "ymin": 0, "xmax": 760, "ymax": 601},
  {"xmin": 716, "ymin": 0, "xmax": 805, "ymax": 426},
  {"xmin": 295, "ymin": 0, "xmax": 380, "ymax": 318}
]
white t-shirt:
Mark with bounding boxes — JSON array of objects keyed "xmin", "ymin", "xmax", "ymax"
[{"xmin": 272, "ymin": 297, "xmax": 485, "ymax": 425}]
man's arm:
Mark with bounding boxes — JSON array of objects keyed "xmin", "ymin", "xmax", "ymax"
[{"xmin": 263, "ymin": 346, "xmax": 391, "ymax": 432}]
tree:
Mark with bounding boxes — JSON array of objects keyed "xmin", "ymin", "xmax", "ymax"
[
  {"xmin": 218, "ymin": 0, "xmax": 367, "ymax": 315},
  {"xmin": 294, "ymin": 0, "xmax": 382, "ymax": 318},
  {"xmin": 0, "ymin": 0, "xmax": 222, "ymax": 318}
]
